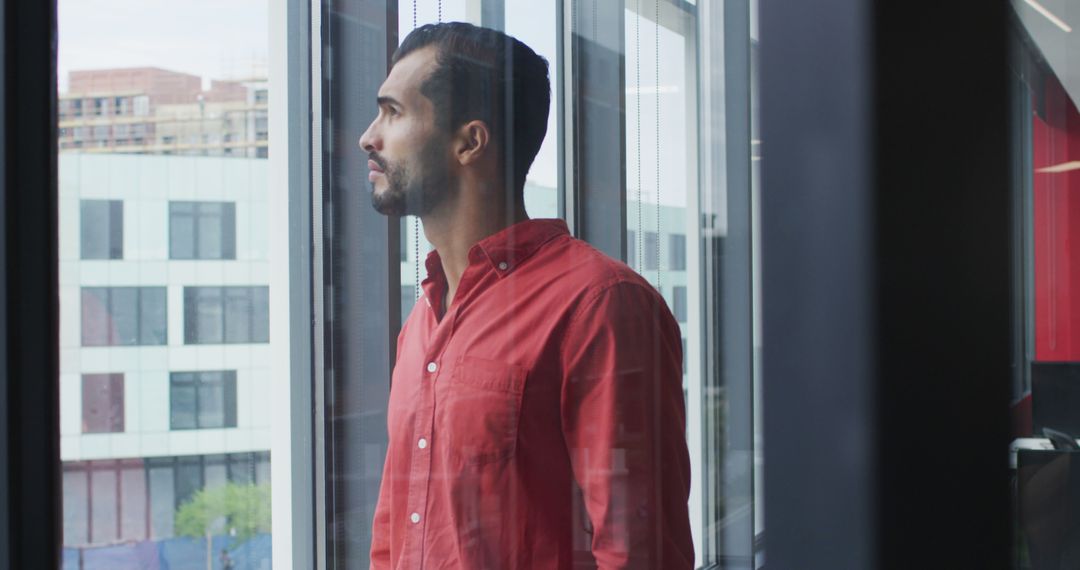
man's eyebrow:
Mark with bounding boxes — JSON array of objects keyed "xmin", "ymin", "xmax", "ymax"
[{"xmin": 377, "ymin": 95, "xmax": 402, "ymax": 108}]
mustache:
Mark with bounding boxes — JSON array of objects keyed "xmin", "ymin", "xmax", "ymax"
[{"xmin": 368, "ymin": 152, "xmax": 388, "ymax": 171}]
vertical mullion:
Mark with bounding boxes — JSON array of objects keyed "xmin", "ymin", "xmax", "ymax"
[
  {"xmin": 571, "ymin": 0, "xmax": 626, "ymax": 258},
  {"xmin": 719, "ymin": 0, "xmax": 755, "ymax": 564}
]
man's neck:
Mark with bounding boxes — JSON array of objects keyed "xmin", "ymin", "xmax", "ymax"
[{"xmin": 421, "ymin": 196, "xmax": 528, "ymax": 314}]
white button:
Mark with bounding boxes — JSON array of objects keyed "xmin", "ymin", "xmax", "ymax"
[
  {"xmin": 426, "ymin": 362, "xmax": 438, "ymax": 373},
  {"xmin": 410, "ymin": 512, "xmax": 421, "ymax": 524},
  {"xmin": 418, "ymin": 438, "xmax": 428, "ymax": 449},
  {"xmin": 497, "ymin": 261, "xmax": 509, "ymax": 271}
]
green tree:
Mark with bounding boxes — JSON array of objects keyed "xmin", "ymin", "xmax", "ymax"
[{"xmin": 175, "ymin": 482, "xmax": 271, "ymax": 570}]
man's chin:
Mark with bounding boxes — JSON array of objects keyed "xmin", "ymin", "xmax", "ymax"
[{"xmin": 370, "ymin": 189, "xmax": 406, "ymax": 217}]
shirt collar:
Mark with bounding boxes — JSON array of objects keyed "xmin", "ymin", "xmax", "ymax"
[{"xmin": 423, "ymin": 218, "xmax": 569, "ymax": 282}]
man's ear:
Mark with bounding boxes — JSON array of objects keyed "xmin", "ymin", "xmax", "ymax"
[{"xmin": 453, "ymin": 120, "xmax": 490, "ymax": 166}]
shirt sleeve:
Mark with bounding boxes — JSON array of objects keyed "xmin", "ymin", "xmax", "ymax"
[{"xmin": 559, "ymin": 281, "xmax": 695, "ymax": 569}]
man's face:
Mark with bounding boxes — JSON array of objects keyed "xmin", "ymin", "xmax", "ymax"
[{"xmin": 359, "ymin": 47, "xmax": 454, "ymax": 217}]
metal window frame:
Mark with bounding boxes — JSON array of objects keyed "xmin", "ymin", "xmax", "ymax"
[{"xmin": 0, "ymin": 0, "xmax": 61, "ymax": 566}]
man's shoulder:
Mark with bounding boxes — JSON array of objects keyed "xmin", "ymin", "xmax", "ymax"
[{"xmin": 535, "ymin": 234, "xmax": 661, "ymax": 304}]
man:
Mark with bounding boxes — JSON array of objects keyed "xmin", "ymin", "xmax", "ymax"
[{"xmin": 361, "ymin": 22, "xmax": 692, "ymax": 569}]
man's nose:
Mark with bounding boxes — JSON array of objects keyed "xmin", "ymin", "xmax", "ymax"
[{"xmin": 359, "ymin": 122, "xmax": 379, "ymax": 153}]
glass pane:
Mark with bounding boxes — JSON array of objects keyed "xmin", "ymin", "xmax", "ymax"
[
  {"xmin": 169, "ymin": 202, "xmax": 195, "ymax": 259},
  {"xmin": 224, "ymin": 287, "xmax": 253, "ymax": 343},
  {"xmin": 89, "ymin": 468, "xmax": 118, "ymax": 544},
  {"xmin": 62, "ymin": 469, "xmax": 89, "ymax": 546},
  {"xmin": 107, "ymin": 287, "xmax": 138, "ymax": 345},
  {"xmin": 197, "ymin": 376, "xmax": 226, "ymax": 428},
  {"xmin": 80, "ymin": 288, "xmax": 110, "ymax": 347},
  {"xmin": 170, "ymin": 380, "xmax": 197, "ymax": 430},
  {"xmin": 81, "ymin": 374, "xmax": 124, "ymax": 433},
  {"xmin": 1010, "ymin": 4, "xmax": 1080, "ymax": 567},
  {"xmin": 80, "ymin": 200, "xmax": 119, "ymax": 260},
  {"xmin": 196, "ymin": 202, "xmax": 224, "ymax": 259},
  {"xmin": 187, "ymin": 287, "xmax": 224, "ymax": 344},
  {"xmin": 58, "ymin": 0, "xmax": 281, "ymax": 563},
  {"xmin": 120, "ymin": 463, "xmax": 148, "ymax": 541},
  {"xmin": 148, "ymin": 463, "xmax": 175, "ymax": 539}
]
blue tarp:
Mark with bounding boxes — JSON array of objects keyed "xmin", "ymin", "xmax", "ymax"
[{"xmin": 61, "ymin": 533, "xmax": 272, "ymax": 570}]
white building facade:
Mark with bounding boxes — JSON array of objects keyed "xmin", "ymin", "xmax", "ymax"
[{"xmin": 58, "ymin": 153, "xmax": 273, "ymax": 546}]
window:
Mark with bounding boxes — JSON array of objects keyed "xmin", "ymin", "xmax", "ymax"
[
  {"xmin": 169, "ymin": 201, "xmax": 237, "ymax": 259},
  {"xmin": 81, "ymin": 374, "xmax": 124, "ymax": 433},
  {"xmin": 57, "ymin": 0, "xmax": 278, "ymax": 564},
  {"xmin": 643, "ymin": 230, "xmax": 660, "ymax": 271},
  {"xmin": 80, "ymin": 200, "xmax": 123, "ymax": 259},
  {"xmin": 169, "ymin": 371, "xmax": 238, "ymax": 430},
  {"xmin": 673, "ymin": 285, "xmax": 687, "ymax": 323},
  {"xmin": 627, "ymin": 229, "xmax": 637, "ymax": 268},
  {"xmin": 669, "ymin": 232, "xmax": 686, "ymax": 271},
  {"xmin": 183, "ymin": 286, "xmax": 269, "ymax": 344},
  {"xmin": 80, "ymin": 287, "xmax": 167, "ymax": 346}
]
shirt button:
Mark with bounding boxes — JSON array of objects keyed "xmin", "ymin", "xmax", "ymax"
[
  {"xmin": 418, "ymin": 438, "xmax": 428, "ymax": 449},
  {"xmin": 410, "ymin": 512, "xmax": 421, "ymax": 524},
  {"xmin": 497, "ymin": 261, "xmax": 509, "ymax": 271},
  {"xmin": 426, "ymin": 361, "xmax": 438, "ymax": 373}
]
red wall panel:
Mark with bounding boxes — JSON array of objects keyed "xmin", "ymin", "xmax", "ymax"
[{"xmin": 1034, "ymin": 75, "xmax": 1080, "ymax": 361}]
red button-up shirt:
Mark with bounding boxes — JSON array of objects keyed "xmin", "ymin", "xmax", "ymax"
[{"xmin": 370, "ymin": 219, "xmax": 693, "ymax": 569}]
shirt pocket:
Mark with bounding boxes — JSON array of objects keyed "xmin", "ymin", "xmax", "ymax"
[{"xmin": 442, "ymin": 355, "xmax": 528, "ymax": 466}]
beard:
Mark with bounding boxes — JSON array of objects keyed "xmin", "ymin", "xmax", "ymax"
[{"xmin": 369, "ymin": 138, "xmax": 454, "ymax": 217}]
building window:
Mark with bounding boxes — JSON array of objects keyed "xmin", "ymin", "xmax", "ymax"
[
  {"xmin": 71, "ymin": 98, "xmax": 83, "ymax": 117},
  {"xmin": 669, "ymin": 233, "xmax": 687, "ymax": 271},
  {"xmin": 113, "ymin": 96, "xmax": 125, "ymax": 115},
  {"xmin": 80, "ymin": 200, "xmax": 123, "ymax": 260},
  {"xmin": 82, "ymin": 374, "xmax": 124, "ymax": 433},
  {"xmin": 94, "ymin": 98, "xmax": 105, "ymax": 116},
  {"xmin": 81, "ymin": 287, "xmax": 167, "ymax": 346},
  {"xmin": 673, "ymin": 285, "xmax": 687, "ymax": 323},
  {"xmin": 170, "ymin": 371, "xmax": 238, "ymax": 430},
  {"xmin": 644, "ymin": 231, "xmax": 660, "ymax": 271},
  {"xmin": 183, "ymin": 286, "xmax": 269, "ymax": 344},
  {"xmin": 169, "ymin": 201, "xmax": 237, "ymax": 260}
]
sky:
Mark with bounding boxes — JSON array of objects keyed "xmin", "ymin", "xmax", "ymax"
[{"xmin": 58, "ymin": 0, "xmax": 269, "ymax": 92}]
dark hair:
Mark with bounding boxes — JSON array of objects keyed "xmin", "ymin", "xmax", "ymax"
[{"xmin": 392, "ymin": 22, "xmax": 551, "ymax": 197}]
